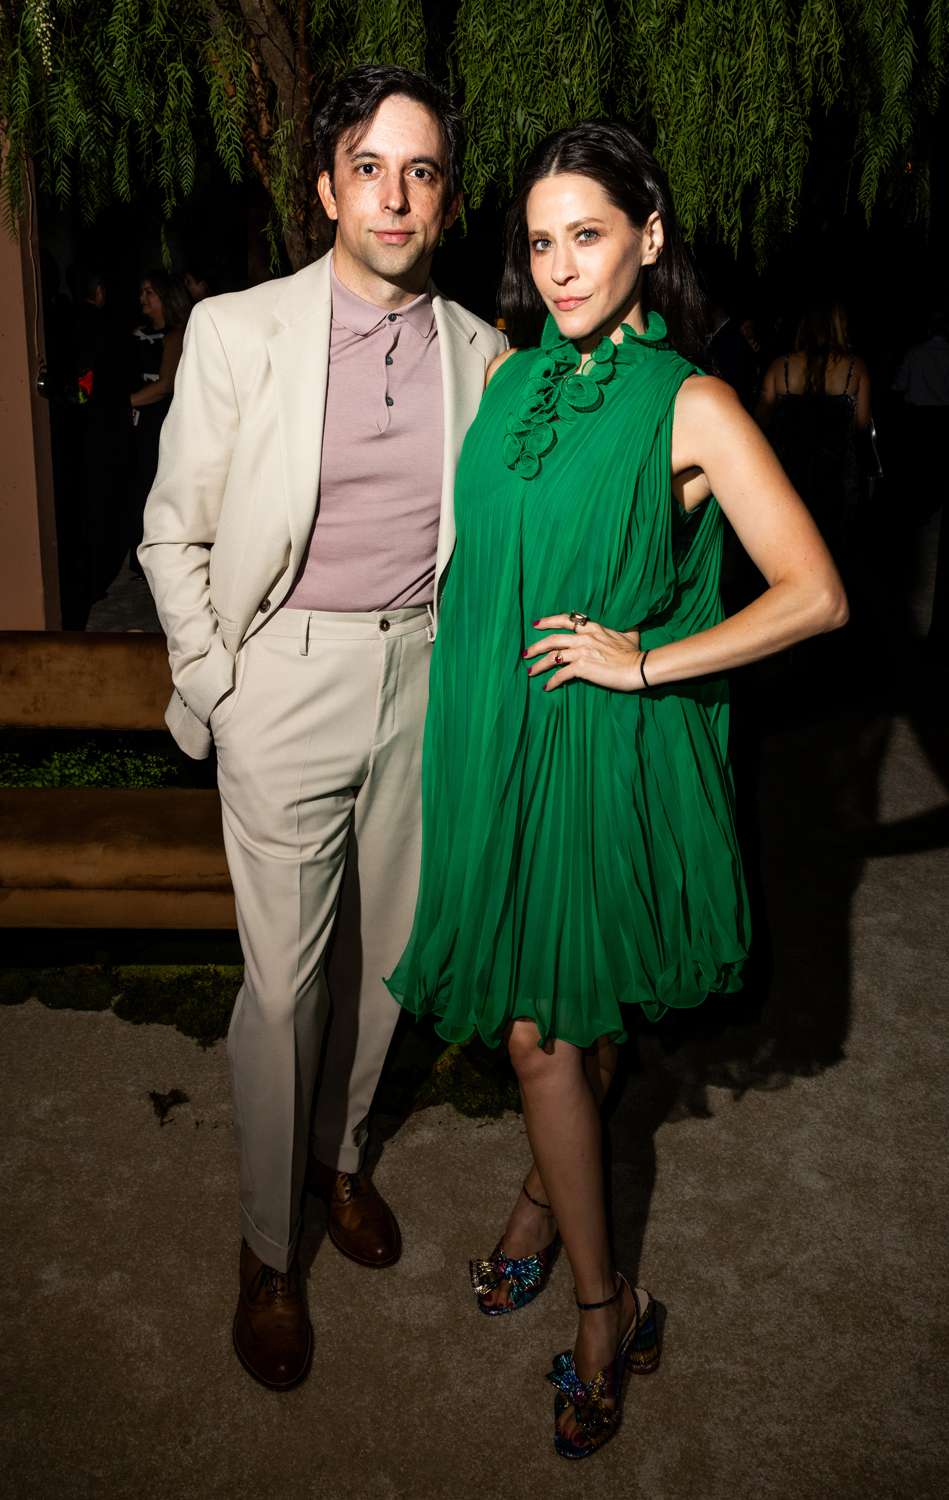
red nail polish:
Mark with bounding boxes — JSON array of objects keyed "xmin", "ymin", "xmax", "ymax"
[
  {"xmin": 531, "ymin": 620, "xmax": 540, "ymax": 627},
  {"xmin": 521, "ymin": 650, "xmax": 528, "ymax": 658}
]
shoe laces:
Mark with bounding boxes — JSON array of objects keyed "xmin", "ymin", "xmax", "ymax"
[{"xmin": 256, "ymin": 1265, "xmax": 293, "ymax": 1299}]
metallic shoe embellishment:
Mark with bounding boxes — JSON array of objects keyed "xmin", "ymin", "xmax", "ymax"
[
  {"xmin": 470, "ymin": 1235, "xmax": 559, "ymax": 1316},
  {"xmin": 547, "ymin": 1281, "xmax": 661, "ymax": 1460}
]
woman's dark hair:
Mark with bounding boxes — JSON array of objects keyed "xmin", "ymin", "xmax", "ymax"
[
  {"xmin": 141, "ymin": 269, "xmax": 192, "ymax": 330},
  {"xmin": 500, "ymin": 122, "xmax": 710, "ymax": 362},
  {"xmin": 793, "ymin": 301, "xmax": 851, "ymax": 396},
  {"xmin": 314, "ymin": 65, "xmax": 464, "ymax": 206}
]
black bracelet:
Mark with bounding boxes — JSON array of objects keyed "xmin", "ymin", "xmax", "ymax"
[{"xmin": 640, "ymin": 649, "xmax": 651, "ymax": 689}]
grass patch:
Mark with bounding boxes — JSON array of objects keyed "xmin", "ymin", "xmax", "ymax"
[{"xmin": 1, "ymin": 961, "xmax": 521, "ymax": 1116}]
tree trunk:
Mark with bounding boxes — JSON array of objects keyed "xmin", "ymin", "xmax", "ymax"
[{"xmin": 233, "ymin": 0, "xmax": 332, "ymax": 271}]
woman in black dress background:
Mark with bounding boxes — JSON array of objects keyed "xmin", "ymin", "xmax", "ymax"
[{"xmin": 127, "ymin": 270, "xmax": 191, "ymax": 575}]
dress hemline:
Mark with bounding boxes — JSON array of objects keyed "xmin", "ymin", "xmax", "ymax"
[{"xmin": 383, "ymin": 959, "xmax": 745, "ymax": 1052}]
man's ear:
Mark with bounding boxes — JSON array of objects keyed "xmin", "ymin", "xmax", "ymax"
[
  {"xmin": 317, "ymin": 170, "xmax": 338, "ymax": 222},
  {"xmin": 443, "ymin": 192, "xmax": 463, "ymax": 233}
]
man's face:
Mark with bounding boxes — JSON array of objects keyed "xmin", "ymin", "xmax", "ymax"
[{"xmin": 318, "ymin": 93, "xmax": 460, "ymax": 297}]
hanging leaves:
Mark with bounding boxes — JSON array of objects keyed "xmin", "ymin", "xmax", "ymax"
[{"xmin": 0, "ymin": 0, "xmax": 945, "ymax": 267}]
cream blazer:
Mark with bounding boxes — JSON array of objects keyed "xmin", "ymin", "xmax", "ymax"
[{"xmin": 140, "ymin": 252, "xmax": 506, "ymax": 760}]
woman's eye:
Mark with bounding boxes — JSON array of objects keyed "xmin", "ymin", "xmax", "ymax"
[
  {"xmin": 577, "ymin": 228, "xmax": 599, "ymax": 242},
  {"xmin": 530, "ymin": 238, "xmax": 552, "ymax": 253}
]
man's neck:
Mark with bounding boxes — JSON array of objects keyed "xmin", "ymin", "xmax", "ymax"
[{"xmin": 331, "ymin": 245, "xmax": 431, "ymax": 311}]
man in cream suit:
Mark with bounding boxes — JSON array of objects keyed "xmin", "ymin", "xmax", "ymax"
[{"xmin": 140, "ymin": 66, "xmax": 505, "ymax": 1390}]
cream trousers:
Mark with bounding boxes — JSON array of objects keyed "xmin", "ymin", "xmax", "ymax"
[{"xmin": 213, "ymin": 605, "xmax": 431, "ymax": 1270}]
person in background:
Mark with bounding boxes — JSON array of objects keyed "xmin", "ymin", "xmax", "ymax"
[
  {"xmin": 127, "ymin": 270, "xmax": 191, "ymax": 575},
  {"xmin": 707, "ymin": 302, "xmax": 761, "ymax": 410},
  {"xmin": 183, "ymin": 262, "xmax": 218, "ymax": 303},
  {"xmin": 757, "ymin": 301, "xmax": 871, "ymax": 567},
  {"xmin": 892, "ymin": 311, "xmax": 949, "ymax": 648},
  {"xmin": 72, "ymin": 270, "xmax": 133, "ymax": 607}
]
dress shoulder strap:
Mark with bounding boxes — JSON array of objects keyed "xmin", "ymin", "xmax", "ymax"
[
  {"xmin": 783, "ymin": 356, "xmax": 791, "ymax": 393},
  {"xmin": 843, "ymin": 357, "xmax": 856, "ymax": 393}
]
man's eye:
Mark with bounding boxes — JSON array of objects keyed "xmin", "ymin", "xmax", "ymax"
[
  {"xmin": 357, "ymin": 163, "xmax": 376, "ymax": 176},
  {"xmin": 410, "ymin": 168, "xmax": 433, "ymax": 181}
]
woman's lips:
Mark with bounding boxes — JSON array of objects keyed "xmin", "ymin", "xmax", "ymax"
[{"xmin": 554, "ymin": 295, "xmax": 589, "ymax": 311}]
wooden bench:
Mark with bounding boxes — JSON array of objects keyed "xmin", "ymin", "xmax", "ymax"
[{"xmin": 0, "ymin": 632, "xmax": 235, "ymax": 928}]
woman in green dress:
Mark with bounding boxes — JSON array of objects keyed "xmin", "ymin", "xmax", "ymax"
[{"xmin": 387, "ymin": 123, "xmax": 847, "ymax": 1460}]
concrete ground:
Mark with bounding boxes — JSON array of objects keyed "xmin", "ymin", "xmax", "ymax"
[{"xmin": 2, "ymin": 706, "xmax": 948, "ymax": 1499}]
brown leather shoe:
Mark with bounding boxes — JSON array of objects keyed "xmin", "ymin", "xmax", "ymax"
[
  {"xmin": 232, "ymin": 1240, "xmax": 313, "ymax": 1390},
  {"xmin": 306, "ymin": 1157, "xmax": 402, "ymax": 1268}
]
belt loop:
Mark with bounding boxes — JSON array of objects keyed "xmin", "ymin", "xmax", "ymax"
[
  {"xmin": 425, "ymin": 604, "xmax": 435, "ymax": 643},
  {"xmin": 299, "ymin": 612, "xmax": 310, "ymax": 657}
]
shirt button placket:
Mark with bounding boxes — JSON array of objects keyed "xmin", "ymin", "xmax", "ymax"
[{"xmin": 383, "ymin": 321, "xmax": 398, "ymax": 428}]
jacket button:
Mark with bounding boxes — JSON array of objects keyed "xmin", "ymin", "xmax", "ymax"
[
  {"xmin": 259, "ymin": 598, "xmax": 271, "ymax": 613},
  {"xmin": 379, "ymin": 618, "xmax": 391, "ymax": 632}
]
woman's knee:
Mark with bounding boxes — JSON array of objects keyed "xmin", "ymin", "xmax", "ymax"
[{"xmin": 507, "ymin": 1022, "xmax": 578, "ymax": 1084}]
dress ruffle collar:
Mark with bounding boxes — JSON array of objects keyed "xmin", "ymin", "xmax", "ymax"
[{"xmin": 503, "ymin": 311, "xmax": 670, "ymax": 480}]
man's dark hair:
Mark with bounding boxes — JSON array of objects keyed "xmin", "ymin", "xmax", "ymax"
[{"xmin": 313, "ymin": 65, "xmax": 464, "ymax": 205}]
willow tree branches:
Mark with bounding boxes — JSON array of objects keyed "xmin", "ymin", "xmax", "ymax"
[{"xmin": 0, "ymin": 0, "xmax": 946, "ymax": 270}]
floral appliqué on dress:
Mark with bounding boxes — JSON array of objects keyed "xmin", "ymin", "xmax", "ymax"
[{"xmin": 502, "ymin": 312, "xmax": 670, "ymax": 480}]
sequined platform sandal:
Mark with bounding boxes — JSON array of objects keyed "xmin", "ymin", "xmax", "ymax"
[
  {"xmin": 469, "ymin": 1185, "xmax": 560, "ymax": 1316},
  {"xmin": 547, "ymin": 1274, "xmax": 660, "ymax": 1460}
]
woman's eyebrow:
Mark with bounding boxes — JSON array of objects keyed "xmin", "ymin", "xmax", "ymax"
[{"xmin": 528, "ymin": 217, "xmax": 607, "ymax": 235}]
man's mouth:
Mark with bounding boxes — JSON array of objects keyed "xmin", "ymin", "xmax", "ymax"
[{"xmin": 373, "ymin": 230, "xmax": 414, "ymax": 245}]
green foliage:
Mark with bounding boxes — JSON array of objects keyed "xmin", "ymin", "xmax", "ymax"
[
  {"xmin": 0, "ymin": 739, "xmax": 184, "ymax": 788},
  {"xmin": 0, "ymin": 1, "xmax": 946, "ymax": 262},
  {"xmin": 0, "ymin": 959, "xmax": 520, "ymax": 1112},
  {"xmin": 455, "ymin": 0, "xmax": 612, "ymax": 208},
  {"xmin": 111, "ymin": 963, "xmax": 239, "ymax": 1045},
  {"xmin": 348, "ymin": 0, "xmax": 427, "ymax": 70},
  {"xmin": 410, "ymin": 1039, "xmax": 521, "ymax": 1118}
]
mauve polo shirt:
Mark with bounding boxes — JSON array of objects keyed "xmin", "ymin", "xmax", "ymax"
[{"xmin": 285, "ymin": 258, "xmax": 445, "ymax": 612}]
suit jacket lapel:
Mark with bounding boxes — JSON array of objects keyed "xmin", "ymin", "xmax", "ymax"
[
  {"xmin": 267, "ymin": 255, "xmax": 332, "ymax": 578},
  {"xmin": 432, "ymin": 293, "xmax": 489, "ymax": 619}
]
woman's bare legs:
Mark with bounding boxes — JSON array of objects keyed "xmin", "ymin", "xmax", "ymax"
[
  {"xmin": 478, "ymin": 1035, "xmax": 618, "ymax": 1312},
  {"xmin": 506, "ymin": 1021, "xmax": 636, "ymax": 1440}
]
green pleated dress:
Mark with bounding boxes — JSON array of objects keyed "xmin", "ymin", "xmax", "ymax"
[{"xmin": 386, "ymin": 312, "xmax": 750, "ymax": 1048}]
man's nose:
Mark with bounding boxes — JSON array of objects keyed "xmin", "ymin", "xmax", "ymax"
[{"xmin": 380, "ymin": 175, "xmax": 410, "ymax": 215}]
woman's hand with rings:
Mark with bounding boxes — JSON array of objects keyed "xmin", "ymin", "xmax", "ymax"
[{"xmin": 523, "ymin": 613, "xmax": 646, "ymax": 692}]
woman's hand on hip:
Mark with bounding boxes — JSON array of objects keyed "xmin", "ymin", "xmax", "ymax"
[{"xmin": 523, "ymin": 614, "xmax": 646, "ymax": 692}]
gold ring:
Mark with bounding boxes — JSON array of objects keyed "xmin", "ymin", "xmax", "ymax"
[{"xmin": 569, "ymin": 612, "xmax": 589, "ymax": 628}]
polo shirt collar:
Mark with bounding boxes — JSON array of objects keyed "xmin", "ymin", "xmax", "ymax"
[{"xmin": 330, "ymin": 256, "xmax": 435, "ymax": 339}]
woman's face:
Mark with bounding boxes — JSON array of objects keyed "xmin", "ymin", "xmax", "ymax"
[
  {"xmin": 525, "ymin": 172, "xmax": 663, "ymax": 350},
  {"xmin": 139, "ymin": 281, "xmax": 164, "ymax": 326}
]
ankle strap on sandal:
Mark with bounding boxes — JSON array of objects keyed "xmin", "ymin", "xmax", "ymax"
[
  {"xmin": 575, "ymin": 1277, "xmax": 623, "ymax": 1312},
  {"xmin": 521, "ymin": 1184, "xmax": 552, "ymax": 1212}
]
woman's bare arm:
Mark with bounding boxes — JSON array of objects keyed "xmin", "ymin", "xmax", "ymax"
[
  {"xmin": 851, "ymin": 356, "xmax": 872, "ymax": 429},
  {"xmin": 485, "ymin": 347, "xmax": 519, "ymax": 387},
  {"xmin": 526, "ymin": 375, "xmax": 847, "ymax": 693},
  {"xmin": 130, "ymin": 327, "xmax": 185, "ymax": 408}
]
